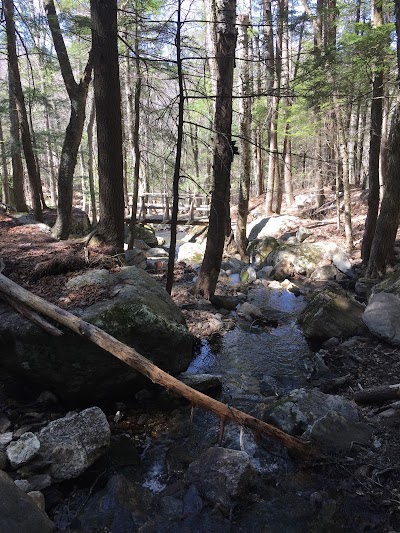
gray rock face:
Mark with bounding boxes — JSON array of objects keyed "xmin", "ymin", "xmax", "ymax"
[
  {"xmin": 264, "ymin": 389, "xmax": 371, "ymax": 450},
  {"xmin": 299, "ymin": 288, "xmax": 367, "ymax": 340},
  {"xmin": 123, "ymin": 248, "xmax": 147, "ymax": 269},
  {"xmin": 6, "ymin": 432, "xmax": 40, "ymax": 468},
  {"xmin": 363, "ymin": 292, "xmax": 400, "ymax": 347},
  {"xmin": 0, "ymin": 267, "xmax": 192, "ymax": 403},
  {"xmin": 185, "ymin": 447, "xmax": 256, "ymax": 508},
  {"xmin": 35, "ymin": 407, "xmax": 110, "ymax": 481},
  {"xmin": 0, "ymin": 471, "xmax": 54, "ymax": 533},
  {"xmin": 248, "ymin": 215, "xmax": 300, "ymax": 241},
  {"xmin": 310, "ymin": 264, "xmax": 339, "ymax": 281},
  {"xmin": 177, "ymin": 242, "xmax": 205, "ymax": 267},
  {"xmin": 247, "ymin": 237, "xmax": 280, "ymax": 265},
  {"xmin": 74, "ymin": 474, "xmax": 150, "ymax": 532}
]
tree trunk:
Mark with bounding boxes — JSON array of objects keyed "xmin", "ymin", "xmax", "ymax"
[
  {"xmin": 361, "ymin": 0, "xmax": 384, "ymax": 264},
  {"xmin": 45, "ymin": 0, "xmax": 93, "ymax": 239},
  {"xmin": 0, "ymin": 272, "xmax": 312, "ymax": 459},
  {"xmin": 166, "ymin": 1, "xmax": 184, "ymax": 294},
  {"xmin": 90, "ymin": 0, "xmax": 125, "ymax": 252},
  {"xmin": 8, "ymin": 87, "xmax": 27, "ymax": 211},
  {"xmin": 354, "ymin": 383, "xmax": 400, "ymax": 405},
  {"xmin": 127, "ymin": 19, "xmax": 142, "ymax": 251},
  {"xmin": 195, "ymin": 0, "xmax": 237, "ymax": 299},
  {"xmin": 0, "ymin": 117, "xmax": 10, "ymax": 205},
  {"xmin": 365, "ymin": 0, "xmax": 400, "ymax": 277},
  {"xmin": 235, "ymin": 13, "xmax": 251, "ymax": 258},
  {"xmin": 44, "ymin": 102, "xmax": 57, "ymax": 206},
  {"xmin": 4, "ymin": 0, "xmax": 42, "ymax": 221},
  {"xmin": 87, "ymin": 97, "xmax": 97, "ymax": 225}
]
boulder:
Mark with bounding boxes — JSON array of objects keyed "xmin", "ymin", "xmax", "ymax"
[
  {"xmin": 185, "ymin": 447, "xmax": 256, "ymax": 508},
  {"xmin": 72, "ymin": 475, "xmax": 151, "ymax": 532},
  {"xmin": 266, "ymin": 242, "xmax": 353, "ymax": 278},
  {"xmin": 0, "ymin": 267, "xmax": 193, "ymax": 403},
  {"xmin": 371, "ymin": 268, "xmax": 400, "ymax": 298},
  {"xmin": 299, "ymin": 287, "xmax": 367, "ymax": 340},
  {"xmin": 240, "ymin": 265, "xmax": 257, "ymax": 283},
  {"xmin": 237, "ymin": 302, "xmax": 263, "ymax": 321},
  {"xmin": 363, "ymin": 292, "xmax": 400, "ymax": 347},
  {"xmin": 271, "ymin": 259, "xmax": 295, "ymax": 281},
  {"xmin": 123, "ymin": 248, "xmax": 147, "ymax": 269},
  {"xmin": 310, "ymin": 264, "xmax": 339, "ymax": 281},
  {"xmin": 0, "ymin": 471, "xmax": 54, "ymax": 533},
  {"xmin": 264, "ymin": 388, "xmax": 371, "ymax": 450},
  {"xmin": 126, "ymin": 224, "xmax": 158, "ymax": 247},
  {"xmin": 177, "ymin": 242, "xmax": 206, "ymax": 267},
  {"xmin": 33, "ymin": 407, "xmax": 110, "ymax": 482},
  {"xmin": 248, "ymin": 215, "xmax": 300, "ymax": 241},
  {"xmin": 6, "ymin": 432, "xmax": 40, "ymax": 468},
  {"xmin": 247, "ymin": 237, "xmax": 280, "ymax": 265}
]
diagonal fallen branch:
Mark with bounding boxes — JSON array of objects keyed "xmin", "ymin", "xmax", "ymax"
[{"xmin": 0, "ymin": 272, "xmax": 313, "ymax": 459}]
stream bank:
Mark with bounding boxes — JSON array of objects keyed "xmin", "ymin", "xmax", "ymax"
[{"xmin": 1, "ymin": 208, "xmax": 400, "ymax": 532}]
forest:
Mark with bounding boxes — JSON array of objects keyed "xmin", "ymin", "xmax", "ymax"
[{"xmin": 1, "ymin": 0, "xmax": 400, "ymax": 531}]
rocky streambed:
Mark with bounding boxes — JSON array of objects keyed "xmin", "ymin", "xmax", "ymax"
[{"xmin": 1, "ymin": 212, "xmax": 400, "ymax": 532}]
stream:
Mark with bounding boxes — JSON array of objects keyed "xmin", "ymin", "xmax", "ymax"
[{"xmin": 52, "ymin": 282, "xmax": 371, "ymax": 532}]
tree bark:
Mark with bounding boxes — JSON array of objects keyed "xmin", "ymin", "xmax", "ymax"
[
  {"xmin": 166, "ymin": 1, "xmax": 184, "ymax": 294},
  {"xmin": 0, "ymin": 117, "xmax": 10, "ymax": 205},
  {"xmin": 361, "ymin": 0, "xmax": 384, "ymax": 264},
  {"xmin": 366, "ymin": 0, "xmax": 400, "ymax": 276},
  {"xmin": 4, "ymin": 0, "xmax": 42, "ymax": 221},
  {"xmin": 90, "ymin": 0, "xmax": 125, "ymax": 252},
  {"xmin": 87, "ymin": 97, "xmax": 97, "ymax": 225},
  {"xmin": 0, "ymin": 272, "xmax": 312, "ymax": 459},
  {"xmin": 235, "ymin": 13, "xmax": 251, "ymax": 258},
  {"xmin": 195, "ymin": 0, "xmax": 237, "ymax": 299},
  {"xmin": 45, "ymin": 0, "xmax": 93, "ymax": 239},
  {"xmin": 354, "ymin": 384, "xmax": 400, "ymax": 405},
  {"xmin": 8, "ymin": 86, "xmax": 27, "ymax": 211}
]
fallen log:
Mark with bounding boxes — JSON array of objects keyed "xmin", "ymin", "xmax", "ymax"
[
  {"xmin": 354, "ymin": 384, "xmax": 400, "ymax": 405},
  {"xmin": 0, "ymin": 272, "xmax": 312, "ymax": 458}
]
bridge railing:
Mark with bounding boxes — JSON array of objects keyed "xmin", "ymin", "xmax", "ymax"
[{"xmin": 126, "ymin": 193, "xmax": 210, "ymax": 224}]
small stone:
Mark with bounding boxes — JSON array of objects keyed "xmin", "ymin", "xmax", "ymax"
[
  {"xmin": 14, "ymin": 479, "xmax": 30, "ymax": 492},
  {"xmin": 36, "ymin": 391, "xmax": 59, "ymax": 405},
  {"xmin": 0, "ymin": 432, "xmax": 13, "ymax": 448},
  {"xmin": 27, "ymin": 491, "xmax": 46, "ymax": 512},
  {"xmin": 6, "ymin": 432, "xmax": 40, "ymax": 468}
]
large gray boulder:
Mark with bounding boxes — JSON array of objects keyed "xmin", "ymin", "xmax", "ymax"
[
  {"xmin": 0, "ymin": 471, "xmax": 54, "ymax": 533},
  {"xmin": 0, "ymin": 267, "xmax": 192, "ymax": 403},
  {"xmin": 248, "ymin": 215, "xmax": 300, "ymax": 240},
  {"xmin": 299, "ymin": 287, "xmax": 367, "ymax": 340},
  {"xmin": 265, "ymin": 242, "xmax": 353, "ymax": 277},
  {"xmin": 363, "ymin": 292, "xmax": 400, "ymax": 347},
  {"xmin": 264, "ymin": 389, "xmax": 372, "ymax": 451},
  {"xmin": 185, "ymin": 447, "xmax": 256, "ymax": 508},
  {"xmin": 34, "ymin": 407, "xmax": 110, "ymax": 482}
]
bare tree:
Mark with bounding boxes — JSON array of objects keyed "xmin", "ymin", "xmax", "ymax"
[
  {"xmin": 90, "ymin": 0, "xmax": 125, "ymax": 251},
  {"xmin": 4, "ymin": 0, "xmax": 42, "ymax": 221},
  {"xmin": 195, "ymin": 0, "xmax": 237, "ymax": 299},
  {"xmin": 45, "ymin": 0, "xmax": 93, "ymax": 239}
]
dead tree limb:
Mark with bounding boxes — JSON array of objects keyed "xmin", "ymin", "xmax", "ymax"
[
  {"xmin": 354, "ymin": 384, "xmax": 400, "ymax": 405},
  {"xmin": 0, "ymin": 273, "xmax": 312, "ymax": 458}
]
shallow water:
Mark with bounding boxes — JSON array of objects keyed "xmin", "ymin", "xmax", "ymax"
[{"xmin": 188, "ymin": 285, "xmax": 312, "ymax": 401}]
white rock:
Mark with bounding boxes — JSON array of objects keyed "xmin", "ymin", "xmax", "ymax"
[{"xmin": 6, "ymin": 432, "xmax": 40, "ymax": 468}]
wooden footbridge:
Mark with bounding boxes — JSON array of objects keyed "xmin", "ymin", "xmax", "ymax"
[{"xmin": 126, "ymin": 193, "xmax": 210, "ymax": 225}]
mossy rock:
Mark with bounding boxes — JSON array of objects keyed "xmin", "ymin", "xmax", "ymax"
[
  {"xmin": 0, "ymin": 267, "xmax": 193, "ymax": 404},
  {"xmin": 299, "ymin": 287, "xmax": 367, "ymax": 339}
]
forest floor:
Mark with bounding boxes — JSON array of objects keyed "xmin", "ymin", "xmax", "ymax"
[{"xmin": 1, "ymin": 187, "xmax": 400, "ymax": 531}]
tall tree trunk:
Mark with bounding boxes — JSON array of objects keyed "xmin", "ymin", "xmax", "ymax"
[
  {"xmin": 87, "ymin": 97, "xmax": 97, "ymax": 225},
  {"xmin": 44, "ymin": 102, "xmax": 57, "ymax": 206},
  {"xmin": 361, "ymin": 0, "xmax": 384, "ymax": 264},
  {"xmin": 128, "ymin": 18, "xmax": 142, "ymax": 251},
  {"xmin": 366, "ymin": 0, "xmax": 400, "ymax": 277},
  {"xmin": 4, "ymin": 0, "xmax": 42, "ymax": 221},
  {"xmin": 195, "ymin": 0, "xmax": 237, "ymax": 299},
  {"xmin": 8, "ymin": 88, "xmax": 27, "ymax": 211},
  {"xmin": 0, "ymin": 117, "xmax": 10, "ymax": 205},
  {"xmin": 45, "ymin": 0, "xmax": 93, "ymax": 239},
  {"xmin": 235, "ymin": 13, "xmax": 251, "ymax": 258},
  {"xmin": 90, "ymin": 0, "xmax": 124, "ymax": 252},
  {"xmin": 166, "ymin": 0, "xmax": 184, "ymax": 294}
]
